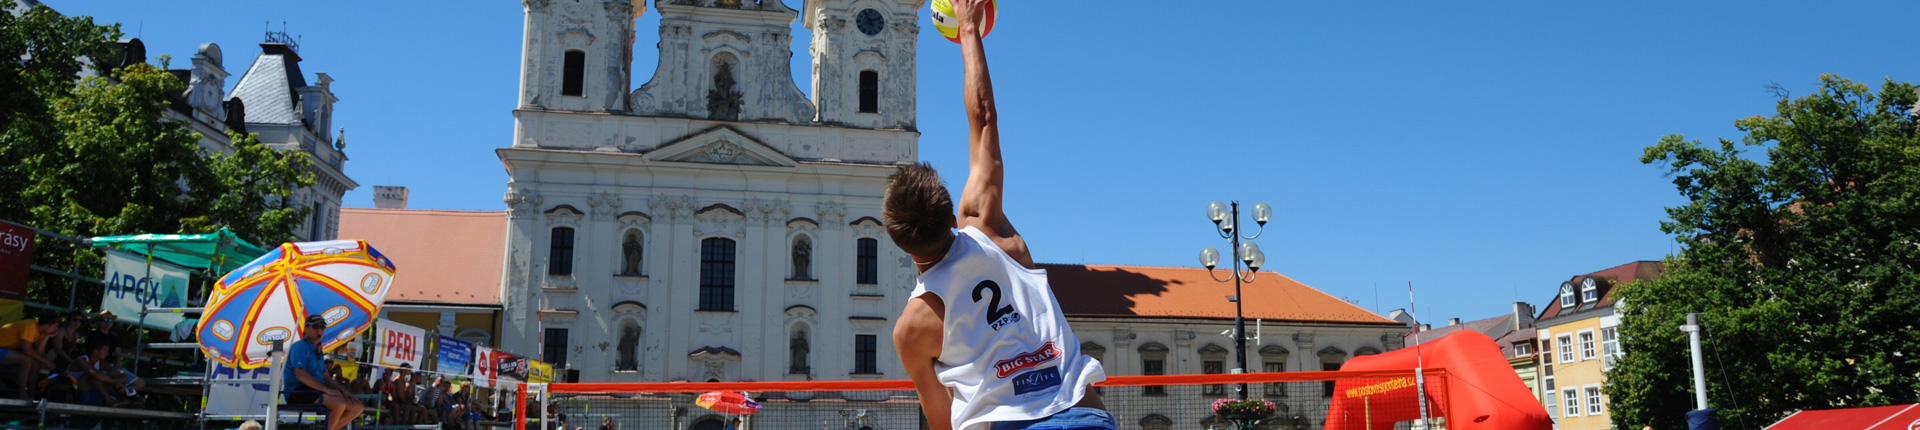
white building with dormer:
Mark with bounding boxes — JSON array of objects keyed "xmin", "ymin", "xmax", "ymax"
[{"xmin": 497, "ymin": 0, "xmax": 925, "ymax": 392}]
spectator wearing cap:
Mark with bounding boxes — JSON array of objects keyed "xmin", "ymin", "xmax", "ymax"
[
  {"xmin": 285, "ymin": 315, "xmax": 364, "ymax": 430},
  {"xmin": 88, "ymin": 311, "xmax": 121, "ymax": 356},
  {"xmin": 0, "ymin": 315, "xmax": 58, "ymax": 399}
]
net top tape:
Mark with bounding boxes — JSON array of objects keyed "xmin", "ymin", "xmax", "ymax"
[{"xmin": 545, "ymin": 368, "xmax": 1448, "ymax": 394}]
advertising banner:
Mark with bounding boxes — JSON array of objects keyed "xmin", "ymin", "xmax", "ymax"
[
  {"xmin": 527, "ymin": 360, "xmax": 555, "ymax": 383},
  {"xmin": 375, "ymin": 320, "xmax": 427, "ymax": 369},
  {"xmin": 498, "ymin": 353, "xmax": 528, "ymax": 383},
  {"xmin": 102, "ymin": 249, "xmax": 192, "ymax": 330},
  {"xmin": 0, "ymin": 220, "xmax": 33, "ymax": 301},
  {"xmin": 472, "ymin": 345, "xmax": 499, "ymax": 388},
  {"xmin": 437, "ymin": 335, "xmax": 473, "ymax": 375},
  {"xmin": 205, "ymin": 363, "xmax": 275, "ymax": 416}
]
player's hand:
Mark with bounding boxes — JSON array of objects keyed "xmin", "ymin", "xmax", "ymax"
[{"xmin": 953, "ymin": 0, "xmax": 989, "ymax": 36}]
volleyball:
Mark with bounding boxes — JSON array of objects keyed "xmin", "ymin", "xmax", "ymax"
[{"xmin": 930, "ymin": 0, "xmax": 996, "ymax": 43}]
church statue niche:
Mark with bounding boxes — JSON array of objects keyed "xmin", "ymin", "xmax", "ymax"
[
  {"xmin": 616, "ymin": 323, "xmax": 640, "ymax": 371},
  {"xmin": 789, "ymin": 327, "xmax": 810, "ymax": 374},
  {"xmin": 621, "ymin": 230, "xmax": 643, "ymax": 275},
  {"xmin": 791, "ymin": 236, "xmax": 811, "ymax": 280},
  {"xmin": 706, "ymin": 56, "xmax": 744, "ymax": 121}
]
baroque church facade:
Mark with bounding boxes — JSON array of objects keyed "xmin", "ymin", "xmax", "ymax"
[{"xmin": 497, "ymin": 0, "xmax": 926, "ymax": 389}]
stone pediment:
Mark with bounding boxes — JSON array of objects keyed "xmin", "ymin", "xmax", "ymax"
[{"xmin": 644, "ymin": 126, "xmax": 795, "ymax": 167}]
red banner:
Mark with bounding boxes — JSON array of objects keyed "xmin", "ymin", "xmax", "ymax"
[{"xmin": 0, "ymin": 220, "xmax": 34, "ymax": 301}]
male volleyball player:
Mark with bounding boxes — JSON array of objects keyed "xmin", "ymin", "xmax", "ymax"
[{"xmin": 887, "ymin": 1, "xmax": 1112, "ymax": 429}]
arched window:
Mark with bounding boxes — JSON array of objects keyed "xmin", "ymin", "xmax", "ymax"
[
  {"xmin": 857, "ymin": 70, "xmax": 879, "ymax": 113},
  {"xmin": 616, "ymin": 321, "xmax": 641, "ymax": 371},
  {"xmin": 788, "ymin": 324, "xmax": 810, "ymax": 374},
  {"xmin": 620, "ymin": 229, "xmax": 644, "ymax": 275},
  {"xmin": 1139, "ymin": 414, "xmax": 1173, "ymax": 430},
  {"xmin": 791, "ymin": 235, "xmax": 812, "ymax": 280},
  {"xmin": 856, "ymin": 238, "xmax": 878, "ymax": 284},
  {"xmin": 548, "ymin": 226, "xmax": 575, "ymax": 276},
  {"xmin": 561, "ymin": 50, "xmax": 585, "ymax": 96},
  {"xmin": 699, "ymin": 238, "xmax": 736, "ymax": 311}
]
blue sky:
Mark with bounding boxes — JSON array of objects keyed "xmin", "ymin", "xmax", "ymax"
[{"xmin": 60, "ymin": 1, "xmax": 1917, "ymax": 323}]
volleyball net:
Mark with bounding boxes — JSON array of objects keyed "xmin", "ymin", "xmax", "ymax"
[{"xmin": 518, "ymin": 369, "xmax": 1452, "ymax": 430}]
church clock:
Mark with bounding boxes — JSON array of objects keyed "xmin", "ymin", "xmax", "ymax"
[{"xmin": 856, "ymin": 9, "xmax": 885, "ymax": 36}]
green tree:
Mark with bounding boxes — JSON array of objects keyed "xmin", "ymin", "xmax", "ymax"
[
  {"xmin": 1611, "ymin": 75, "xmax": 1919, "ymax": 429},
  {"xmin": 0, "ymin": 0, "xmax": 120, "ymax": 221}
]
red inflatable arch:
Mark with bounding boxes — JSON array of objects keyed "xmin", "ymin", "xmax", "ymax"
[{"xmin": 1327, "ymin": 331, "xmax": 1553, "ymax": 430}]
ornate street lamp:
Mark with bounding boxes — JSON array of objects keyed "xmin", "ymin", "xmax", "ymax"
[{"xmin": 1200, "ymin": 201, "xmax": 1270, "ymax": 399}]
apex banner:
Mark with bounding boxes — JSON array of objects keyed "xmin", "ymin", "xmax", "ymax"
[{"xmin": 102, "ymin": 249, "xmax": 193, "ymax": 330}]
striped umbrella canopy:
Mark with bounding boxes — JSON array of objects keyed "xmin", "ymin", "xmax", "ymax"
[{"xmin": 197, "ymin": 240, "xmax": 397, "ymax": 369}]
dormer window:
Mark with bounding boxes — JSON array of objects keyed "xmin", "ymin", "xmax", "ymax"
[
  {"xmin": 1581, "ymin": 278, "xmax": 1599, "ymax": 302},
  {"xmin": 562, "ymin": 50, "xmax": 585, "ymax": 96},
  {"xmin": 858, "ymin": 70, "xmax": 879, "ymax": 113},
  {"xmin": 1560, "ymin": 282, "xmax": 1576, "ymax": 308}
]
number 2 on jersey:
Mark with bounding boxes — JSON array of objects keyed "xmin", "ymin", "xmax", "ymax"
[{"xmin": 972, "ymin": 280, "xmax": 1016, "ymax": 326}]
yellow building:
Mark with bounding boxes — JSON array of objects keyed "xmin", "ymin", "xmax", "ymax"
[{"xmin": 1533, "ymin": 261, "xmax": 1662, "ymax": 430}]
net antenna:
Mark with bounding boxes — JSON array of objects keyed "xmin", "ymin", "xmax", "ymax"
[{"xmin": 1407, "ymin": 281, "xmax": 1431, "ymax": 426}]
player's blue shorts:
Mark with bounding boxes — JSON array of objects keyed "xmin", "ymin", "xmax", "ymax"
[{"xmin": 991, "ymin": 407, "xmax": 1118, "ymax": 430}]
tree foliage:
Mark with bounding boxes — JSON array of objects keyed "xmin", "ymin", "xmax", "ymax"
[{"xmin": 1611, "ymin": 75, "xmax": 1919, "ymax": 429}]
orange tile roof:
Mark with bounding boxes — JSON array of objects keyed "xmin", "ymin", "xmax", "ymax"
[
  {"xmin": 1041, "ymin": 264, "xmax": 1402, "ymax": 325},
  {"xmin": 338, "ymin": 208, "xmax": 506, "ymax": 306}
]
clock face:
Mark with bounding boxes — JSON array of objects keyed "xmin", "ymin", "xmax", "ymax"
[{"xmin": 857, "ymin": 9, "xmax": 885, "ymax": 36}]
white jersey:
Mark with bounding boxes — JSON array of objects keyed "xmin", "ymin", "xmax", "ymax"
[{"xmin": 910, "ymin": 227, "xmax": 1106, "ymax": 430}]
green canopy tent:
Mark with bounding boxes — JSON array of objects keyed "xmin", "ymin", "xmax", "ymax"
[{"xmin": 89, "ymin": 227, "xmax": 269, "ymax": 274}]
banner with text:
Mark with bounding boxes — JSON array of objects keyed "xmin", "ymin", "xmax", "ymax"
[
  {"xmin": 103, "ymin": 249, "xmax": 193, "ymax": 330},
  {"xmin": 527, "ymin": 360, "xmax": 555, "ymax": 383},
  {"xmin": 0, "ymin": 220, "xmax": 33, "ymax": 302},
  {"xmin": 437, "ymin": 335, "xmax": 473, "ymax": 375},
  {"xmin": 472, "ymin": 345, "xmax": 499, "ymax": 388},
  {"xmin": 375, "ymin": 320, "xmax": 427, "ymax": 369}
]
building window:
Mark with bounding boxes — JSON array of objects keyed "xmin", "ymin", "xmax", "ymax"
[
  {"xmin": 1585, "ymin": 385, "xmax": 1604, "ymax": 415},
  {"xmin": 1543, "ymin": 366, "xmax": 1557, "ymax": 418},
  {"xmin": 699, "ymin": 238, "xmax": 736, "ymax": 311},
  {"xmin": 854, "ymin": 334, "xmax": 878, "ymax": 374},
  {"xmin": 1560, "ymin": 283, "xmax": 1576, "ymax": 308},
  {"xmin": 548, "ymin": 227, "xmax": 575, "ymax": 276},
  {"xmin": 1562, "ymin": 387, "xmax": 1580, "ymax": 417},
  {"xmin": 858, "ymin": 70, "xmax": 878, "ymax": 114},
  {"xmin": 615, "ymin": 322, "xmax": 640, "ymax": 371},
  {"xmin": 1202, "ymin": 360, "xmax": 1225, "ymax": 396},
  {"xmin": 620, "ymin": 230, "xmax": 643, "ymax": 276},
  {"xmin": 310, "ymin": 202, "xmax": 325, "ymax": 240},
  {"xmin": 857, "ymin": 238, "xmax": 879, "ymax": 284},
  {"xmin": 1323, "ymin": 362, "xmax": 1342, "ymax": 397},
  {"xmin": 1581, "ymin": 279, "xmax": 1599, "ymax": 302},
  {"xmin": 1557, "ymin": 334, "xmax": 1575, "ymax": 364},
  {"xmin": 1141, "ymin": 359, "xmax": 1165, "ymax": 395},
  {"xmin": 1512, "ymin": 341, "xmax": 1533, "ymax": 357},
  {"xmin": 543, "ymin": 328, "xmax": 569, "ymax": 369},
  {"xmin": 561, "ymin": 50, "xmax": 585, "ymax": 96},
  {"xmin": 1602, "ymin": 327, "xmax": 1621, "ymax": 370},
  {"xmin": 790, "ymin": 235, "xmax": 812, "ymax": 280},
  {"xmin": 1262, "ymin": 362, "xmax": 1285, "ymax": 397},
  {"xmin": 1578, "ymin": 330, "xmax": 1597, "ymax": 361}
]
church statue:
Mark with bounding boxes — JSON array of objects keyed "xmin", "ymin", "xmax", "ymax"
[
  {"xmin": 621, "ymin": 232, "xmax": 644, "ymax": 275},
  {"xmin": 707, "ymin": 63, "xmax": 744, "ymax": 121},
  {"xmin": 792, "ymin": 238, "xmax": 811, "ymax": 280},
  {"xmin": 789, "ymin": 329, "xmax": 810, "ymax": 374}
]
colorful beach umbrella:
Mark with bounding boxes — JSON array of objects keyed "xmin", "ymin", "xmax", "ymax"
[
  {"xmin": 696, "ymin": 391, "xmax": 762, "ymax": 415},
  {"xmin": 196, "ymin": 240, "xmax": 397, "ymax": 369}
]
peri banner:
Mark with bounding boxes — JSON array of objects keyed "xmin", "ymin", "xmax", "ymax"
[
  {"xmin": 527, "ymin": 360, "xmax": 555, "ymax": 383},
  {"xmin": 375, "ymin": 320, "xmax": 427, "ymax": 369},
  {"xmin": 103, "ymin": 249, "xmax": 192, "ymax": 330},
  {"xmin": 0, "ymin": 220, "xmax": 33, "ymax": 301},
  {"xmin": 437, "ymin": 335, "xmax": 473, "ymax": 375}
]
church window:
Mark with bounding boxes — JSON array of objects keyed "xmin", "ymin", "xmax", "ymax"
[
  {"xmin": 561, "ymin": 50, "xmax": 585, "ymax": 96},
  {"xmin": 856, "ymin": 238, "xmax": 878, "ymax": 284},
  {"xmin": 858, "ymin": 70, "xmax": 879, "ymax": 114},
  {"xmin": 548, "ymin": 227, "xmax": 575, "ymax": 276},
  {"xmin": 309, "ymin": 202, "xmax": 326, "ymax": 240},
  {"xmin": 616, "ymin": 321, "xmax": 640, "ymax": 371},
  {"xmin": 699, "ymin": 238, "xmax": 736, "ymax": 311},
  {"xmin": 1322, "ymin": 361, "xmax": 1342, "ymax": 397},
  {"xmin": 854, "ymin": 334, "xmax": 878, "ymax": 374},
  {"xmin": 542, "ymin": 328, "xmax": 569, "ymax": 369},
  {"xmin": 791, "ymin": 235, "xmax": 812, "ymax": 280},
  {"xmin": 620, "ymin": 229, "xmax": 643, "ymax": 275}
]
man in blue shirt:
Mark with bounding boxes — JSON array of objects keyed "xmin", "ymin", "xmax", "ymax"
[{"xmin": 285, "ymin": 315, "xmax": 364, "ymax": 430}]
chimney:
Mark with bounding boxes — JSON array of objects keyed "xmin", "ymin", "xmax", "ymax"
[
  {"xmin": 1448, "ymin": 318, "xmax": 1460, "ymax": 326},
  {"xmin": 374, "ymin": 186, "xmax": 409, "ymax": 209},
  {"xmin": 1420, "ymin": 324, "xmax": 1430, "ymax": 331},
  {"xmin": 1514, "ymin": 302, "xmax": 1535, "ymax": 331}
]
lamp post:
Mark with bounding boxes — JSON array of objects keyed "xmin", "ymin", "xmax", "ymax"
[{"xmin": 1200, "ymin": 200, "xmax": 1270, "ymax": 399}]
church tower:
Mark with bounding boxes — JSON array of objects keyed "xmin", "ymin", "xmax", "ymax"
[
  {"xmin": 627, "ymin": 0, "xmax": 816, "ymax": 123},
  {"xmin": 804, "ymin": 0, "xmax": 922, "ymax": 130},
  {"xmin": 518, "ymin": 0, "xmax": 640, "ymax": 113}
]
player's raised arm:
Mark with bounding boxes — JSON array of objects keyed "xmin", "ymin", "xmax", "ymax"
[{"xmin": 952, "ymin": 0, "xmax": 1033, "ymax": 266}]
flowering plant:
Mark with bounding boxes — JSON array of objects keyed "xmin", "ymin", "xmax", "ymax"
[{"xmin": 1211, "ymin": 398, "xmax": 1277, "ymax": 419}]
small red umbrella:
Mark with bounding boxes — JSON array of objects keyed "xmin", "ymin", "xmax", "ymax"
[{"xmin": 696, "ymin": 391, "xmax": 762, "ymax": 415}]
